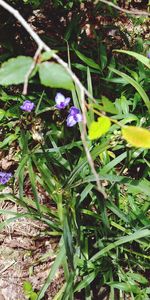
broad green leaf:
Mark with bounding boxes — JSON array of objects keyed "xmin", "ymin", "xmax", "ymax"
[
  {"xmin": 126, "ymin": 272, "xmax": 148, "ymax": 285},
  {"xmin": 115, "ymin": 95, "xmax": 129, "ymax": 114},
  {"xmin": 23, "ymin": 281, "xmax": 32, "ymax": 294},
  {"xmin": 89, "ymin": 121, "xmax": 101, "ymax": 140},
  {"xmin": 39, "ymin": 62, "xmax": 74, "ymax": 90},
  {"xmin": 30, "ymin": 292, "xmax": 38, "ymax": 300},
  {"xmin": 0, "ymin": 56, "xmax": 33, "ymax": 85},
  {"xmin": 40, "ymin": 50, "xmax": 57, "ymax": 62},
  {"xmin": 122, "ymin": 126, "xmax": 150, "ymax": 148},
  {"xmin": 115, "ymin": 50, "xmax": 150, "ymax": 69},
  {"xmin": 110, "ymin": 67, "xmax": 150, "ymax": 112},
  {"xmin": 109, "ymin": 282, "xmax": 140, "ymax": 294},
  {"xmin": 128, "ymin": 178, "xmax": 150, "ymax": 197},
  {"xmin": 101, "ymin": 96, "xmax": 118, "ymax": 114},
  {"xmin": 74, "ymin": 49, "xmax": 100, "ymax": 70},
  {"xmin": 0, "ymin": 109, "xmax": 6, "ymax": 120},
  {"xmin": 145, "ymin": 288, "xmax": 150, "ymax": 294},
  {"xmin": 89, "ymin": 116, "xmax": 111, "ymax": 140},
  {"xmin": 91, "ymin": 102, "xmax": 118, "ymax": 114}
]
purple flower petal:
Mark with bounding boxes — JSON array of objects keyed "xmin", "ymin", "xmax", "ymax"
[
  {"xmin": 65, "ymin": 97, "xmax": 71, "ymax": 106},
  {"xmin": 0, "ymin": 172, "xmax": 5, "ymax": 177},
  {"xmin": 20, "ymin": 100, "xmax": 35, "ymax": 112},
  {"xmin": 66, "ymin": 106, "xmax": 82, "ymax": 127},
  {"xmin": 66, "ymin": 114, "xmax": 77, "ymax": 127},
  {"xmin": 55, "ymin": 93, "xmax": 71, "ymax": 109},
  {"xmin": 0, "ymin": 171, "xmax": 12, "ymax": 185},
  {"xmin": 0, "ymin": 177, "xmax": 7, "ymax": 184},
  {"xmin": 75, "ymin": 113, "xmax": 82, "ymax": 122},
  {"xmin": 69, "ymin": 106, "xmax": 80, "ymax": 115},
  {"xmin": 147, "ymin": 53, "xmax": 150, "ymax": 59},
  {"xmin": 55, "ymin": 93, "xmax": 65, "ymax": 106}
]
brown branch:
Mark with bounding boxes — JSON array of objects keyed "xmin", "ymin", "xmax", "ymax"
[{"xmin": 23, "ymin": 46, "xmax": 42, "ymax": 95}]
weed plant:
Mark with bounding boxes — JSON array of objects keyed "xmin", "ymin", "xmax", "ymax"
[{"xmin": 0, "ymin": 0, "xmax": 150, "ymax": 299}]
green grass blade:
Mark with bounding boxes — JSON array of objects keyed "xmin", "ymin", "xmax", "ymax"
[
  {"xmin": 75, "ymin": 271, "xmax": 98, "ymax": 292},
  {"xmin": 109, "ymin": 67, "xmax": 150, "ymax": 112},
  {"xmin": 100, "ymin": 152, "xmax": 127, "ymax": 174},
  {"xmin": 74, "ymin": 49, "xmax": 100, "ymax": 70},
  {"xmin": 90, "ymin": 229, "xmax": 150, "ymax": 262},
  {"xmin": 114, "ymin": 50, "xmax": 150, "ymax": 69},
  {"xmin": 67, "ymin": 140, "xmax": 109, "ymax": 186},
  {"xmin": 27, "ymin": 159, "xmax": 41, "ymax": 214}
]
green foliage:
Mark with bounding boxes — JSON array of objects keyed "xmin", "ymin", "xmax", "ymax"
[
  {"xmin": 74, "ymin": 49, "xmax": 101, "ymax": 70},
  {"xmin": 40, "ymin": 50, "xmax": 58, "ymax": 62},
  {"xmin": 0, "ymin": 48, "xmax": 150, "ymax": 298},
  {"xmin": 115, "ymin": 50, "xmax": 150, "ymax": 69},
  {"xmin": 0, "ymin": 1, "xmax": 150, "ymax": 299},
  {"xmin": 109, "ymin": 67, "xmax": 150, "ymax": 112},
  {"xmin": 0, "ymin": 56, "xmax": 34, "ymax": 85},
  {"xmin": 89, "ymin": 116, "xmax": 111, "ymax": 140},
  {"xmin": 23, "ymin": 281, "xmax": 38, "ymax": 299},
  {"xmin": 0, "ymin": 56, "xmax": 74, "ymax": 90},
  {"xmin": 122, "ymin": 126, "xmax": 150, "ymax": 148},
  {"xmin": 39, "ymin": 62, "xmax": 74, "ymax": 90}
]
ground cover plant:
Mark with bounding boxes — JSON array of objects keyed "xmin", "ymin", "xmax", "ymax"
[{"xmin": 0, "ymin": 0, "xmax": 150, "ymax": 299}]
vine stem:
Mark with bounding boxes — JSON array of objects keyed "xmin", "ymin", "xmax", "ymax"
[{"xmin": 0, "ymin": 0, "xmax": 106, "ymax": 197}]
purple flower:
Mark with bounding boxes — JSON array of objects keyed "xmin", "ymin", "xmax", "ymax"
[
  {"xmin": 66, "ymin": 106, "xmax": 82, "ymax": 127},
  {"xmin": 20, "ymin": 100, "xmax": 35, "ymax": 112},
  {"xmin": 55, "ymin": 93, "xmax": 71, "ymax": 109},
  {"xmin": 0, "ymin": 172, "xmax": 12, "ymax": 185},
  {"xmin": 147, "ymin": 53, "xmax": 150, "ymax": 59}
]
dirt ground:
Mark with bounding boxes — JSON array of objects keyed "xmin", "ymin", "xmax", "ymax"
[{"xmin": 0, "ymin": 198, "xmax": 64, "ymax": 300}]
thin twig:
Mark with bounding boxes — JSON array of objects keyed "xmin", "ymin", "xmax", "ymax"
[
  {"xmin": 23, "ymin": 45, "xmax": 42, "ymax": 95},
  {"xmin": 96, "ymin": 0, "xmax": 150, "ymax": 16},
  {"xmin": 0, "ymin": 0, "xmax": 104, "ymax": 195},
  {"xmin": 0, "ymin": 260, "xmax": 16, "ymax": 274}
]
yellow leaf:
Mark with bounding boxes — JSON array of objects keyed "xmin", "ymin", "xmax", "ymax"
[
  {"xmin": 122, "ymin": 126, "xmax": 150, "ymax": 148},
  {"xmin": 89, "ymin": 116, "xmax": 111, "ymax": 140}
]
